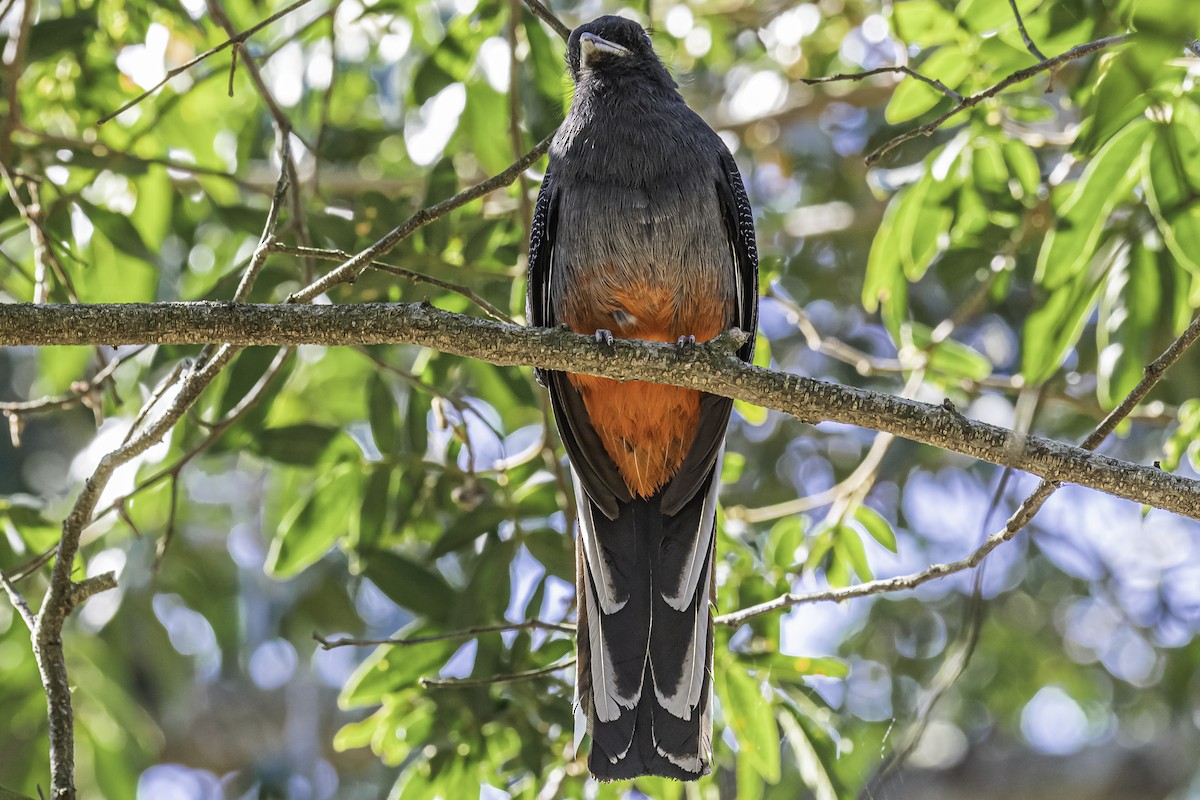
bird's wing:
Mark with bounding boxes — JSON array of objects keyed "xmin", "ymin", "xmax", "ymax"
[
  {"xmin": 527, "ymin": 169, "xmax": 631, "ymax": 520},
  {"xmin": 660, "ymin": 149, "xmax": 758, "ymax": 516}
]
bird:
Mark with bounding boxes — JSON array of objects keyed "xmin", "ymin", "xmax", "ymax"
[{"xmin": 526, "ymin": 15, "xmax": 759, "ymax": 781}]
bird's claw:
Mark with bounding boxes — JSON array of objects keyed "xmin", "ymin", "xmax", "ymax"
[
  {"xmin": 676, "ymin": 334, "xmax": 697, "ymax": 351},
  {"xmin": 594, "ymin": 329, "xmax": 615, "ymax": 347}
]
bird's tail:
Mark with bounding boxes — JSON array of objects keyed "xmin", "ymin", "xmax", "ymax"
[{"xmin": 573, "ymin": 460, "xmax": 721, "ymax": 781}]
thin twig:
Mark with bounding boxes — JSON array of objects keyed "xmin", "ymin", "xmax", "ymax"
[
  {"xmin": 521, "ymin": 0, "xmax": 571, "ymax": 41},
  {"xmin": 97, "ymin": 0, "xmax": 317, "ymax": 125},
  {"xmin": 235, "ymin": 135, "xmax": 292, "ymax": 301},
  {"xmin": 313, "ymin": 618, "xmax": 576, "ymax": 649},
  {"xmin": 21, "ymin": 129, "xmax": 267, "ymax": 193},
  {"xmin": 119, "ymin": 359, "xmax": 189, "ymax": 447},
  {"xmin": 88, "ymin": 346, "xmax": 293, "ymax": 527},
  {"xmin": 1, "ymin": 569, "xmax": 35, "ymax": 630},
  {"xmin": 1007, "ymin": 0, "xmax": 1048, "ymax": 60},
  {"xmin": 0, "ymin": 162, "xmax": 79, "ymax": 303},
  {"xmin": 802, "ymin": 65, "xmax": 963, "ymax": 103},
  {"xmin": 866, "ymin": 34, "xmax": 1130, "ymax": 164},
  {"xmin": 271, "ymin": 243, "xmax": 514, "ymax": 322},
  {"xmin": 207, "ymin": 0, "xmax": 316, "ymax": 153},
  {"xmin": 420, "ymin": 657, "xmax": 576, "ymax": 689},
  {"xmin": 0, "ymin": 0, "xmax": 19, "ymax": 28},
  {"xmin": 288, "ymin": 134, "xmax": 553, "ymax": 304},
  {"xmin": 0, "ymin": 347, "xmax": 145, "ymax": 414}
]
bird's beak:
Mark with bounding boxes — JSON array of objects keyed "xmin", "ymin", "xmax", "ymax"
[{"xmin": 580, "ymin": 32, "xmax": 630, "ymax": 67}]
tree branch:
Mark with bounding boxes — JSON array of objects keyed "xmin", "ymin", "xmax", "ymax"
[{"xmin": 1, "ymin": 300, "xmax": 1197, "ymax": 521}]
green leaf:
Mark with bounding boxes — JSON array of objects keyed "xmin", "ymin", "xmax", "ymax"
[
  {"xmin": 252, "ymin": 424, "xmax": 342, "ymax": 465},
  {"xmin": 1023, "ymin": 241, "xmax": 1121, "ymax": 385},
  {"xmin": 1036, "ymin": 119, "xmax": 1146, "ymax": 289},
  {"xmin": 340, "ymin": 636, "xmax": 455, "ymax": 706},
  {"xmin": 360, "ymin": 549, "xmax": 456, "ymax": 621},
  {"xmin": 854, "ymin": 505, "xmax": 898, "ymax": 553},
  {"xmin": 957, "ymin": 0, "xmax": 1039, "ymax": 33},
  {"xmin": 1098, "ymin": 241, "xmax": 1160, "ymax": 408},
  {"xmin": 719, "ymin": 663, "xmax": 781, "ymax": 783},
  {"xmin": 1160, "ymin": 206, "xmax": 1200, "ymax": 277},
  {"xmin": 764, "ymin": 515, "xmax": 806, "ymax": 572},
  {"xmin": 1003, "ymin": 138, "xmax": 1042, "ymax": 200},
  {"xmin": 266, "ymin": 463, "xmax": 358, "ymax": 577},
  {"xmin": 971, "ymin": 137, "xmax": 1009, "ymax": 195},
  {"xmin": 369, "ymin": 374, "xmax": 399, "ymax": 456},
  {"xmin": 80, "ymin": 200, "xmax": 157, "ymax": 265},
  {"xmin": 833, "ymin": 524, "xmax": 872, "ymax": 582},
  {"xmin": 740, "ymin": 652, "xmax": 850, "ymax": 682},
  {"xmin": 351, "ymin": 464, "xmax": 394, "ymax": 553},
  {"xmin": 885, "ymin": 48, "xmax": 971, "ymax": 124}
]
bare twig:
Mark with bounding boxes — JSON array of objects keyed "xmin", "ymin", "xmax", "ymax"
[
  {"xmin": 420, "ymin": 657, "xmax": 575, "ymax": 689},
  {"xmin": 97, "ymin": 0, "xmax": 317, "ymax": 125},
  {"xmin": 91, "ymin": 346, "xmax": 294, "ymax": 527},
  {"xmin": 1007, "ymin": 0, "xmax": 1048, "ymax": 61},
  {"xmin": 0, "ymin": 162, "xmax": 80, "ymax": 303},
  {"xmin": 1, "ymin": 569, "xmax": 35, "ymax": 630},
  {"xmin": 521, "ymin": 0, "xmax": 571, "ymax": 41},
  {"xmin": 866, "ymin": 35, "xmax": 1131, "ymax": 164},
  {"xmin": 0, "ymin": 347, "xmax": 144, "ymax": 415},
  {"xmin": 802, "ymin": 65, "xmax": 964, "ymax": 103},
  {"xmin": 235, "ymin": 135, "xmax": 292, "ymax": 301},
  {"xmin": 287, "ymin": 133, "xmax": 553, "ymax": 303},
  {"xmin": 119, "ymin": 358, "xmax": 189, "ymax": 447},
  {"xmin": 21, "ymin": 129, "xmax": 267, "ymax": 193},
  {"xmin": 313, "ymin": 618, "xmax": 576, "ymax": 649},
  {"xmin": 270, "ymin": 243, "xmax": 514, "ymax": 322}
]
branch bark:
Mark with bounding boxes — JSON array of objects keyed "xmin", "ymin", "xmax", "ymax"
[{"xmin": 1, "ymin": 300, "xmax": 1196, "ymax": 521}]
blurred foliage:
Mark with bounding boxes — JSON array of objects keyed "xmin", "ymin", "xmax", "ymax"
[{"xmin": 2, "ymin": 0, "xmax": 1200, "ymax": 798}]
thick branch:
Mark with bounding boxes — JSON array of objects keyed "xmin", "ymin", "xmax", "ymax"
[{"xmin": 1, "ymin": 301, "xmax": 1197, "ymax": 520}]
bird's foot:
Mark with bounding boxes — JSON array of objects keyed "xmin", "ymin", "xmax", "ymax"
[
  {"xmin": 676, "ymin": 334, "xmax": 697, "ymax": 352},
  {"xmin": 594, "ymin": 329, "xmax": 615, "ymax": 348}
]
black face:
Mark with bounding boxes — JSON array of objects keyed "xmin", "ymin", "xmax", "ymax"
[{"xmin": 566, "ymin": 15, "xmax": 660, "ymax": 83}]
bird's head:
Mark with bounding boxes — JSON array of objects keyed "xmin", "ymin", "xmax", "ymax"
[{"xmin": 566, "ymin": 16, "xmax": 674, "ymax": 88}]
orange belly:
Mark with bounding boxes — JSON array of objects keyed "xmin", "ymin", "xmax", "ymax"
[{"xmin": 564, "ymin": 282, "xmax": 726, "ymax": 497}]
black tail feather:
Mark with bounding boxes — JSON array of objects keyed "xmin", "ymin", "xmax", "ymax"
[{"xmin": 576, "ymin": 467, "xmax": 718, "ymax": 781}]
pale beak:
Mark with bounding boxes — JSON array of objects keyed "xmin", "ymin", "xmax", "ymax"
[{"xmin": 580, "ymin": 32, "xmax": 630, "ymax": 67}]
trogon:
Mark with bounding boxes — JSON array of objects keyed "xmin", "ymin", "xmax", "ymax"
[{"xmin": 527, "ymin": 15, "xmax": 759, "ymax": 780}]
